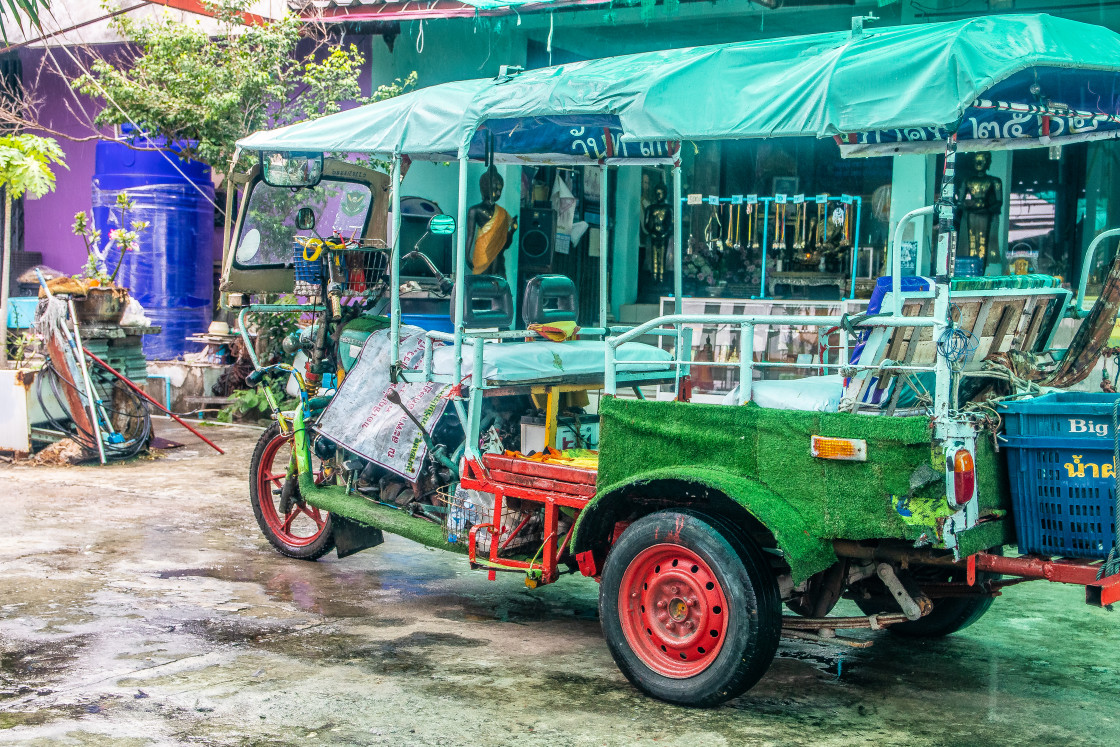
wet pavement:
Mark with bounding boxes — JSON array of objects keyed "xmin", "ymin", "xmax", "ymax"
[{"xmin": 1, "ymin": 421, "xmax": 1118, "ymax": 746}]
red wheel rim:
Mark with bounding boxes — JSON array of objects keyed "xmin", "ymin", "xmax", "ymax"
[
  {"xmin": 617, "ymin": 543, "xmax": 729, "ymax": 678},
  {"xmin": 256, "ymin": 431, "xmax": 329, "ymax": 547}
]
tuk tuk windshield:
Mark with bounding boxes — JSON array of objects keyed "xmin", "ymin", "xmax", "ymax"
[{"xmin": 233, "ymin": 178, "xmax": 374, "ymax": 269}]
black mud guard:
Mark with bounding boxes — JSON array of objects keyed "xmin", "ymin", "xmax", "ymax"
[{"xmin": 332, "ymin": 515, "xmax": 385, "ymax": 558}]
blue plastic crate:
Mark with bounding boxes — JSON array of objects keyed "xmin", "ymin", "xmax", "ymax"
[
  {"xmin": 998, "ymin": 393, "xmax": 1120, "ymax": 559},
  {"xmin": 1000, "ymin": 392, "xmax": 1120, "ymax": 439},
  {"xmin": 293, "ymin": 240, "xmax": 322, "ymax": 285}
]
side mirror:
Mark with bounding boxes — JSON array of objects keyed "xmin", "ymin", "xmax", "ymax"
[
  {"xmin": 296, "ymin": 207, "xmax": 317, "ymax": 231},
  {"xmin": 428, "ymin": 214, "xmax": 456, "ymax": 235}
]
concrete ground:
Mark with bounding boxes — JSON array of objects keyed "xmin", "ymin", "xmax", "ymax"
[{"xmin": 1, "ymin": 421, "xmax": 1118, "ymax": 747}]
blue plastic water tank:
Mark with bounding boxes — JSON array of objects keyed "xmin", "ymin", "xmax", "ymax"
[{"xmin": 93, "ymin": 129, "xmax": 215, "ymax": 359}]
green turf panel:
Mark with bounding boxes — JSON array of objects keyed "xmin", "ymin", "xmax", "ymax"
[
  {"xmin": 299, "ymin": 472, "xmax": 468, "ymax": 555},
  {"xmin": 581, "ymin": 397, "xmax": 1006, "ymax": 582}
]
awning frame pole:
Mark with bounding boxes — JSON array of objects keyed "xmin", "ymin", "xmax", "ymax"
[
  {"xmin": 672, "ymin": 163, "xmax": 683, "ymax": 314},
  {"xmin": 453, "ymin": 154, "xmax": 469, "ymax": 392},
  {"xmin": 389, "ymin": 154, "xmax": 402, "ymax": 369},
  {"xmin": 599, "ymin": 163, "xmax": 609, "ymax": 332},
  {"xmin": 672, "ymin": 163, "xmax": 683, "ymax": 395}
]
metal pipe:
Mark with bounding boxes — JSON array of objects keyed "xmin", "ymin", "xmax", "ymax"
[
  {"xmin": 390, "ymin": 155, "xmax": 403, "ymax": 367},
  {"xmin": 600, "ymin": 163, "xmax": 609, "ymax": 332},
  {"xmin": 145, "ymin": 372, "xmax": 173, "ymax": 411},
  {"xmin": 67, "ymin": 299, "xmax": 107, "ymax": 465},
  {"xmin": 760, "ymin": 198, "xmax": 770, "ymax": 299},
  {"xmin": 453, "ymin": 155, "xmax": 469, "ymax": 391},
  {"xmin": 832, "ymin": 540, "xmax": 959, "ymax": 567},
  {"xmin": 889, "ymin": 205, "xmax": 935, "ymax": 317},
  {"xmin": 1075, "ymin": 227, "xmax": 1120, "ymax": 315},
  {"xmin": 82, "ymin": 346, "xmax": 225, "ymax": 455},
  {"xmin": 848, "ymin": 196, "xmax": 862, "ymax": 300},
  {"xmin": 672, "ymin": 164, "xmax": 683, "ymax": 315},
  {"xmin": 738, "ymin": 322, "xmax": 753, "ymax": 405},
  {"xmin": 238, "ymin": 304, "xmax": 328, "ymax": 370},
  {"xmin": 610, "ymin": 313, "xmax": 938, "ymax": 348}
]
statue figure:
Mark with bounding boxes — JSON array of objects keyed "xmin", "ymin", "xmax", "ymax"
[
  {"xmin": 956, "ymin": 152, "xmax": 1003, "ymax": 272},
  {"xmin": 643, "ymin": 182, "xmax": 672, "ymax": 283},
  {"xmin": 467, "ymin": 166, "xmax": 517, "ymax": 275}
]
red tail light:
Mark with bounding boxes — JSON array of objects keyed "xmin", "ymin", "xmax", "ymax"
[{"xmin": 952, "ymin": 448, "xmax": 975, "ymax": 505}]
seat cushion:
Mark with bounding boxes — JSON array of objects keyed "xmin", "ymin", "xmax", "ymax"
[
  {"xmin": 429, "ymin": 339, "xmax": 673, "ymax": 383},
  {"xmin": 722, "ymin": 375, "xmax": 846, "ymax": 412}
]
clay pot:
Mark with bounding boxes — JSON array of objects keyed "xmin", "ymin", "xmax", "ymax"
[{"xmin": 71, "ymin": 286, "xmax": 129, "ymax": 325}]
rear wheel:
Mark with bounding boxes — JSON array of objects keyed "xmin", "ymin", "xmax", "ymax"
[
  {"xmin": 854, "ymin": 562, "xmax": 997, "ymax": 638},
  {"xmin": 599, "ymin": 510, "xmax": 781, "ymax": 707},
  {"xmin": 249, "ymin": 422, "xmax": 335, "ymax": 560}
]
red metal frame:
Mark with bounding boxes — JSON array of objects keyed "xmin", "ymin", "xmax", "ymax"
[
  {"xmin": 459, "ymin": 455, "xmax": 594, "ymax": 584},
  {"xmin": 970, "ymin": 551, "xmax": 1120, "ymax": 607}
]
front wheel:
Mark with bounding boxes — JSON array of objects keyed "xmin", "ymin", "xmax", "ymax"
[
  {"xmin": 249, "ymin": 422, "xmax": 335, "ymax": 560},
  {"xmin": 599, "ymin": 510, "xmax": 781, "ymax": 707}
]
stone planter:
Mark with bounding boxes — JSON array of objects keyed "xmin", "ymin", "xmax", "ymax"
[{"xmin": 72, "ymin": 286, "xmax": 129, "ymax": 326}]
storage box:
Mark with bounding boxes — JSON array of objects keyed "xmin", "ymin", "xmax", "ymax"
[{"xmin": 998, "ymin": 393, "xmax": 1120, "ymax": 559}]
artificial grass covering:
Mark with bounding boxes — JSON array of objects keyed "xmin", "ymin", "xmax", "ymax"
[
  {"xmin": 299, "ymin": 472, "xmax": 468, "ymax": 556},
  {"xmin": 586, "ymin": 397, "xmax": 1011, "ymax": 582}
]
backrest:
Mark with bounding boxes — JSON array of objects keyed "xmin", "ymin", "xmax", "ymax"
[
  {"xmin": 522, "ymin": 274, "xmax": 578, "ymax": 326},
  {"xmin": 451, "ymin": 274, "xmax": 514, "ymax": 329},
  {"xmin": 848, "ymin": 276, "xmax": 1071, "ymax": 413}
]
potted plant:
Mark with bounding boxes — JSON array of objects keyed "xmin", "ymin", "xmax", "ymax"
[{"xmin": 71, "ymin": 193, "xmax": 149, "ymax": 325}]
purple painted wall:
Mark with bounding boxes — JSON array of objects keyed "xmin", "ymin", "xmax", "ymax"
[{"xmin": 19, "ymin": 47, "xmax": 117, "ymax": 275}]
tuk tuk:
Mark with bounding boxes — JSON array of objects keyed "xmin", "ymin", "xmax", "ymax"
[{"xmin": 222, "ymin": 14, "xmax": 1120, "ymax": 707}]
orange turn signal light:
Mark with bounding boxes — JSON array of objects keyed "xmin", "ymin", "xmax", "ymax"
[{"xmin": 810, "ymin": 435, "xmax": 867, "ymax": 462}]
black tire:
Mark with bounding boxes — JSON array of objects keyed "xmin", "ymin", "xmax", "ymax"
[
  {"xmin": 599, "ymin": 510, "xmax": 781, "ymax": 707},
  {"xmin": 249, "ymin": 422, "xmax": 335, "ymax": 561},
  {"xmin": 855, "ymin": 562, "xmax": 997, "ymax": 638}
]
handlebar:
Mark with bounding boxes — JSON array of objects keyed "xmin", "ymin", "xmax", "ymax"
[{"xmin": 247, "ymin": 363, "xmax": 307, "ymax": 395}]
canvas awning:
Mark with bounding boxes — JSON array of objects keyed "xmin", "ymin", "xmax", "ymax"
[{"xmin": 237, "ymin": 13, "xmax": 1120, "ymax": 161}]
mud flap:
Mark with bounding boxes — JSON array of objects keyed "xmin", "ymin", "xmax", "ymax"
[{"xmin": 332, "ymin": 516, "xmax": 385, "ymax": 558}]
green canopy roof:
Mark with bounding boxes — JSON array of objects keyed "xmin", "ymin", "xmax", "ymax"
[{"xmin": 238, "ymin": 13, "xmax": 1120, "ymax": 160}]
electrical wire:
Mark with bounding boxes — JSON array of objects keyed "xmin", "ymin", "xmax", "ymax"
[{"xmin": 36, "ymin": 361, "xmax": 151, "ymax": 460}]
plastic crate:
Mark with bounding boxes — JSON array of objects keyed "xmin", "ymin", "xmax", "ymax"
[
  {"xmin": 998, "ymin": 393, "xmax": 1120, "ymax": 559},
  {"xmin": 1001, "ymin": 392, "xmax": 1120, "ymax": 439},
  {"xmin": 293, "ymin": 240, "xmax": 323, "ymax": 285}
]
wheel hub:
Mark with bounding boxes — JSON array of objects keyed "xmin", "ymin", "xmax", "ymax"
[{"xmin": 618, "ymin": 543, "xmax": 730, "ymax": 678}]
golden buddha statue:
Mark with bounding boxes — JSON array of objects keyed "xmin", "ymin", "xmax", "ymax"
[
  {"xmin": 468, "ymin": 166, "xmax": 517, "ymax": 275},
  {"xmin": 956, "ymin": 152, "xmax": 1003, "ymax": 272}
]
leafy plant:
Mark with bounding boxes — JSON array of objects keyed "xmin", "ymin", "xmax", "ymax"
[
  {"xmin": 217, "ymin": 378, "xmax": 295, "ymax": 423},
  {"xmin": 0, "ymin": 0, "xmax": 50, "ymax": 43},
  {"xmin": 0, "ymin": 132, "xmax": 65, "ymax": 367},
  {"xmin": 72, "ymin": 193, "xmax": 150, "ymax": 286},
  {"xmin": 0, "ymin": 133, "xmax": 65, "ymax": 199},
  {"xmin": 71, "ymin": 1, "xmax": 417, "ymax": 172},
  {"xmin": 247, "ymin": 293, "xmax": 299, "ymax": 365},
  {"xmin": 6, "ymin": 330, "xmax": 37, "ymax": 364}
]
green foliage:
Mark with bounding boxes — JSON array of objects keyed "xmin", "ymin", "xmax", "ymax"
[
  {"xmin": 0, "ymin": 0, "xmax": 50, "ymax": 43},
  {"xmin": 248, "ymin": 294, "xmax": 299, "ymax": 364},
  {"xmin": 71, "ymin": 0, "xmax": 417, "ymax": 171},
  {"xmin": 72, "ymin": 193, "xmax": 150, "ymax": 285},
  {"xmin": 217, "ymin": 379, "xmax": 295, "ymax": 423},
  {"xmin": 0, "ymin": 133, "xmax": 65, "ymax": 199},
  {"xmin": 5, "ymin": 330, "xmax": 37, "ymax": 364}
]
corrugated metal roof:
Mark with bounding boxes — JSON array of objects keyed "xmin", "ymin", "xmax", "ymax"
[{"xmin": 292, "ymin": 0, "xmax": 612, "ymax": 22}]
